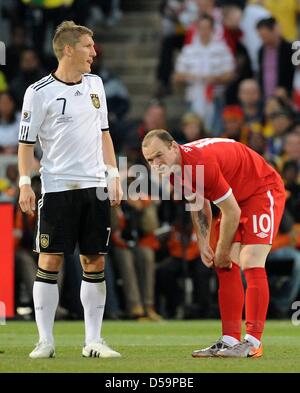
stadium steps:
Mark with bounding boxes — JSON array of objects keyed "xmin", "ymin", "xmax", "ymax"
[
  {"xmin": 122, "ymin": 0, "xmax": 162, "ymax": 12},
  {"xmin": 95, "ymin": 1, "xmax": 185, "ymax": 120}
]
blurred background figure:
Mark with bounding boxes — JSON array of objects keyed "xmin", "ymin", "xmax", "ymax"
[
  {"xmin": 256, "ymin": 17, "xmax": 295, "ymax": 102},
  {"xmin": 111, "ymin": 173, "xmax": 162, "ymax": 321},
  {"xmin": 0, "ymin": 91, "xmax": 20, "ymax": 154},
  {"xmin": 175, "ymin": 112, "xmax": 207, "ymax": 143},
  {"xmin": 10, "ymin": 48, "xmax": 45, "ymax": 109},
  {"xmin": 174, "ymin": 14, "xmax": 234, "ymax": 133},
  {"xmin": 240, "ymin": 0, "xmax": 271, "ymax": 73}
]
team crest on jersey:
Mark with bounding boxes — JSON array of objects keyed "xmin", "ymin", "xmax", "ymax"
[
  {"xmin": 90, "ymin": 94, "xmax": 100, "ymax": 109},
  {"xmin": 40, "ymin": 234, "xmax": 49, "ymax": 248},
  {"xmin": 22, "ymin": 110, "xmax": 31, "ymax": 122}
]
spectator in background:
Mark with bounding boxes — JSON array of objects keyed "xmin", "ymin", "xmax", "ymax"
[
  {"xmin": 111, "ymin": 176, "xmax": 162, "ymax": 321},
  {"xmin": 240, "ymin": 0, "xmax": 271, "ymax": 73},
  {"xmin": 10, "ymin": 48, "xmax": 45, "ymax": 109},
  {"xmin": 238, "ymin": 79, "xmax": 264, "ymax": 127},
  {"xmin": 263, "ymin": 95, "xmax": 293, "ymax": 138},
  {"xmin": 155, "ymin": 0, "xmax": 188, "ymax": 97},
  {"xmin": 124, "ymin": 100, "xmax": 168, "ymax": 162},
  {"xmin": 184, "ymin": 0, "xmax": 223, "ymax": 45},
  {"xmin": 221, "ymin": 105, "xmax": 249, "ymax": 144},
  {"xmin": 17, "ymin": 0, "xmax": 74, "ymax": 59},
  {"xmin": 174, "ymin": 14, "xmax": 234, "ymax": 132},
  {"xmin": 4, "ymin": 26, "xmax": 28, "ymax": 82},
  {"xmin": 256, "ymin": 17, "xmax": 295, "ymax": 101},
  {"xmin": 247, "ymin": 128, "xmax": 268, "ymax": 157},
  {"xmin": 282, "ymin": 160, "xmax": 300, "ymax": 222},
  {"xmin": 266, "ymin": 108, "xmax": 295, "ymax": 160},
  {"xmin": 4, "ymin": 162, "xmax": 19, "ymax": 200},
  {"xmin": 0, "ymin": 71, "xmax": 8, "ymax": 93},
  {"xmin": 222, "ymin": 5, "xmax": 253, "ymax": 105},
  {"xmin": 176, "ymin": 112, "xmax": 208, "ymax": 143},
  {"xmin": 292, "ymin": 64, "xmax": 300, "ymax": 112},
  {"xmin": 0, "ymin": 91, "xmax": 20, "ymax": 154},
  {"xmin": 280, "ymin": 133, "xmax": 300, "ymax": 180}
]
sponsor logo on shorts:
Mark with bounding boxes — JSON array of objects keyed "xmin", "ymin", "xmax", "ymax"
[
  {"xmin": 256, "ymin": 232, "xmax": 268, "ymax": 239},
  {"xmin": 40, "ymin": 234, "xmax": 49, "ymax": 248}
]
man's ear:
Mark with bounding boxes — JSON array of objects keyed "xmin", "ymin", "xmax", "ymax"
[
  {"xmin": 64, "ymin": 44, "xmax": 73, "ymax": 57},
  {"xmin": 171, "ymin": 141, "xmax": 177, "ymax": 151}
]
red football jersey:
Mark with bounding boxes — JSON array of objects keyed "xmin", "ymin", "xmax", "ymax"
[{"xmin": 175, "ymin": 138, "xmax": 283, "ymax": 204}]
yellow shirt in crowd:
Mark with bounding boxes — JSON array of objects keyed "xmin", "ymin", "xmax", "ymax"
[
  {"xmin": 21, "ymin": 0, "xmax": 74, "ymax": 9},
  {"xmin": 264, "ymin": 0, "xmax": 300, "ymax": 41}
]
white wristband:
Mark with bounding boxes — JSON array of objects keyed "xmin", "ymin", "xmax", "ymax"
[
  {"xmin": 107, "ymin": 167, "xmax": 120, "ymax": 179},
  {"xmin": 19, "ymin": 176, "xmax": 31, "ymax": 187}
]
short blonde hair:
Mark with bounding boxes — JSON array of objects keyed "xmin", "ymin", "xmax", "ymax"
[
  {"xmin": 142, "ymin": 129, "xmax": 174, "ymax": 148},
  {"xmin": 53, "ymin": 20, "xmax": 93, "ymax": 60},
  {"xmin": 181, "ymin": 112, "xmax": 203, "ymax": 127}
]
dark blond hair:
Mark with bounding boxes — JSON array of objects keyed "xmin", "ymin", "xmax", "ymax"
[
  {"xmin": 53, "ymin": 21, "xmax": 93, "ymax": 60},
  {"xmin": 142, "ymin": 129, "xmax": 174, "ymax": 148}
]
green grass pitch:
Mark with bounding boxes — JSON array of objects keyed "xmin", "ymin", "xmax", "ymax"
[{"xmin": 0, "ymin": 320, "xmax": 299, "ymax": 373}]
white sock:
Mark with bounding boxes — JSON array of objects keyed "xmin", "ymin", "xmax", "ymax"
[
  {"xmin": 244, "ymin": 334, "xmax": 261, "ymax": 348},
  {"xmin": 80, "ymin": 280, "xmax": 106, "ymax": 345},
  {"xmin": 222, "ymin": 335, "xmax": 240, "ymax": 347},
  {"xmin": 33, "ymin": 281, "xmax": 59, "ymax": 345}
]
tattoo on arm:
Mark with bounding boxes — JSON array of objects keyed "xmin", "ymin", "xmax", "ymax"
[{"xmin": 198, "ymin": 210, "xmax": 209, "ymax": 238}]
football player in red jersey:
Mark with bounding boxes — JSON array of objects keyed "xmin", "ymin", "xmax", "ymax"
[{"xmin": 142, "ymin": 129, "xmax": 285, "ymax": 358}]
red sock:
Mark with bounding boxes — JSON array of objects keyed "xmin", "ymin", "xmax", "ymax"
[
  {"xmin": 216, "ymin": 262, "xmax": 244, "ymax": 341},
  {"xmin": 244, "ymin": 267, "xmax": 269, "ymax": 341}
]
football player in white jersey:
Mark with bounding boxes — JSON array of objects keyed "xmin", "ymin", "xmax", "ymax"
[{"xmin": 18, "ymin": 21, "xmax": 123, "ymax": 359}]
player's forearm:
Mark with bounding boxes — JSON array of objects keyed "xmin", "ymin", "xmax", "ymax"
[
  {"xmin": 102, "ymin": 131, "xmax": 118, "ymax": 168},
  {"xmin": 18, "ymin": 144, "xmax": 35, "ymax": 177},
  {"xmin": 191, "ymin": 199, "xmax": 212, "ymax": 245}
]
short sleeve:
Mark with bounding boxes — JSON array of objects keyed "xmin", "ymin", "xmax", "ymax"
[
  {"xmin": 18, "ymin": 87, "xmax": 46, "ymax": 144},
  {"xmin": 204, "ymin": 161, "xmax": 232, "ymax": 204},
  {"xmin": 98, "ymin": 77, "xmax": 109, "ymax": 131}
]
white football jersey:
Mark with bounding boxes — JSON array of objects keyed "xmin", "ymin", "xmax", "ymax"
[{"xmin": 19, "ymin": 73, "xmax": 109, "ymax": 193}]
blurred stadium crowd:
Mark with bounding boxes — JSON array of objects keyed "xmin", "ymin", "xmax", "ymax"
[{"xmin": 0, "ymin": 0, "xmax": 300, "ymax": 322}]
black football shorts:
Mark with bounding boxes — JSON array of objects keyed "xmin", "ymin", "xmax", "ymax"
[{"xmin": 33, "ymin": 187, "xmax": 111, "ymax": 255}]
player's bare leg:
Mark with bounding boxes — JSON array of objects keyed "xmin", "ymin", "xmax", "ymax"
[
  {"xmin": 29, "ymin": 254, "xmax": 63, "ymax": 359},
  {"xmin": 192, "ymin": 243, "xmax": 243, "ymax": 358},
  {"xmin": 217, "ymin": 244, "xmax": 270, "ymax": 358},
  {"xmin": 80, "ymin": 254, "xmax": 120, "ymax": 358}
]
